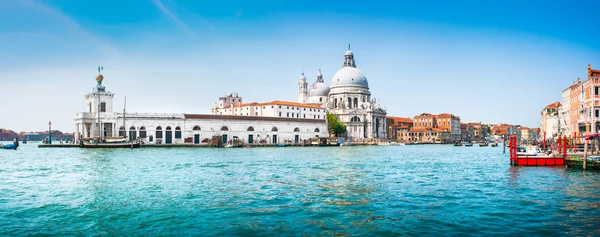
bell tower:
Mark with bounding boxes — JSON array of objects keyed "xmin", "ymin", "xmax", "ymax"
[{"xmin": 298, "ymin": 71, "xmax": 308, "ymax": 103}]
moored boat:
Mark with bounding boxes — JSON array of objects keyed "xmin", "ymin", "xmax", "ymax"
[
  {"xmin": 454, "ymin": 142, "xmax": 463, "ymax": 146},
  {"xmin": 479, "ymin": 142, "xmax": 489, "ymax": 147},
  {"xmin": 1, "ymin": 138, "xmax": 20, "ymax": 150},
  {"xmin": 491, "ymin": 142, "xmax": 498, "ymax": 147},
  {"xmin": 465, "ymin": 142, "xmax": 473, "ymax": 147}
]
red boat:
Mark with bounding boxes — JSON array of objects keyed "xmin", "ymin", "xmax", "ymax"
[{"xmin": 509, "ymin": 134, "xmax": 566, "ymax": 166}]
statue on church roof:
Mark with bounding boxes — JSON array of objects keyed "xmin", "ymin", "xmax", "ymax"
[{"xmin": 96, "ymin": 66, "xmax": 104, "ymax": 86}]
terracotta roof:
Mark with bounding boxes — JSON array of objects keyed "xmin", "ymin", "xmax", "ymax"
[
  {"xmin": 213, "ymin": 100, "xmax": 323, "ymax": 111},
  {"xmin": 386, "ymin": 116, "xmax": 413, "ymax": 123},
  {"xmin": 544, "ymin": 102, "xmax": 561, "ymax": 109},
  {"xmin": 184, "ymin": 114, "xmax": 326, "ymax": 123}
]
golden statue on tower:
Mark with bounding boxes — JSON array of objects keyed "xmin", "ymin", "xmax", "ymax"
[{"xmin": 96, "ymin": 66, "xmax": 104, "ymax": 86}]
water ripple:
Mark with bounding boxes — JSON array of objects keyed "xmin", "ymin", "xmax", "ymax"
[{"xmin": 1, "ymin": 144, "xmax": 600, "ymax": 235}]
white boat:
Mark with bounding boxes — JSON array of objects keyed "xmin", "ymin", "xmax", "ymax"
[
  {"xmin": 389, "ymin": 142, "xmax": 405, "ymax": 146},
  {"xmin": 517, "ymin": 145, "xmax": 548, "ymax": 156}
]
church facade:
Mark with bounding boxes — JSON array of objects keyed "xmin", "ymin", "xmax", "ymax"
[{"xmin": 298, "ymin": 46, "xmax": 387, "ymax": 139}]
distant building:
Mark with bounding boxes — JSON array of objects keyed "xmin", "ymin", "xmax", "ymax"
[
  {"xmin": 0, "ymin": 128, "xmax": 18, "ymax": 141},
  {"xmin": 540, "ymin": 102, "xmax": 562, "ymax": 141},
  {"xmin": 401, "ymin": 113, "xmax": 461, "ymax": 143},
  {"xmin": 386, "ymin": 116, "xmax": 413, "ymax": 142}
]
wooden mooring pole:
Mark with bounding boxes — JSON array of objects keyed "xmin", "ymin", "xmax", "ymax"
[{"xmin": 583, "ymin": 139, "xmax": 588, "ymax": 170}]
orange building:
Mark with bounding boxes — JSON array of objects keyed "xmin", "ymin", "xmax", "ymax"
[
  {"xmin": 403, "ymin": 113, "xmax": 461, "ymax": 143},
  {"xmin": 580, "ymin": 64, "xmax": 600, "ymax": 134},
  {"xmin": 386, "ymin": 116, "xmax": 413, "ymax": 142}
]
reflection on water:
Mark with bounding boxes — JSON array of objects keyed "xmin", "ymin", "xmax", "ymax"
[{"xmin": 1, "ymin": 144, "xmax": 600, "ymax": 236}]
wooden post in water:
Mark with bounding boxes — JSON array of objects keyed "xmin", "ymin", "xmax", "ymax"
[{"xmin": 583, "ymin": 139, "xmax": 588, "ymax": 170}]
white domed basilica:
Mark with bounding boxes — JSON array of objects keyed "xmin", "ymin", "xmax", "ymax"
[{"xmin": 297, "ymin": 45, "xmax": 387, "ymax": 139}]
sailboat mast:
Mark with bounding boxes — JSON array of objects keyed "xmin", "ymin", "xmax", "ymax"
[{"xmin": 123, "ymin": 96, "xmax": 127, "ymax": 139}]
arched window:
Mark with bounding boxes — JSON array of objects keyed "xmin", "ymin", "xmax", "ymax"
[
  {"xmin": 156, "ymin": 126, "xmax": 163, "ymax": 139},
  {"xmin": 351, "ymin": 116, "xmax": 361, "ymax": 122},
  {"xmin": 221, "ymin": 126, "xmax": 229, "ymax": 131},
  {"xmin": 129, "ymin": 126, "xmax": 137, "ymax": 140},
  {"xmin": 119, "ymin": 126, "xmax": 125, "ymax": 137},
  {"xmin": 193, "ymin": 126, "xmax": 201, "ymax": 131},
  {"xmin": 247, "ymin": 126, "xmax": 254, "ymax": 131},
  {"xmin": 294, "ymin": 127, "xmax": 300, "ymax": 132},
  {"xmin": 166, "ymin": 126, "xmax": 172, "ymax": 131},
  {"xmin": 271, "ymin": 127, "xmax": 278, "ymax": 132},
  {"xmin": 314, "ymin": 128, "xmax": 320, "ymax": 132},
  {"xmin": 334, "ymin": 98, "xmax": 338, "ymax": 108},
  {"xmin": 175, "ymin": 126, "xmax": 182, "ymax": 139},
  {"xmin": 347, "ymin": 98, "xmax": 352, "ymax": 108},
  {"xmin": 354, "ymin": 98, "xmax": 358, "ymax": 107},
  {"xmin": 139, "ymin": 126, "xmax": 147, "ymax": 138}
]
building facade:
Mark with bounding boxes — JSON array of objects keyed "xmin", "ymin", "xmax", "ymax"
[
  {"xmin": 401, "ymin": 113, "xmax": 461, "ymax": 143},
  {"xmin": 386, "ymin": 116, "xmax": 413, "ymax": 142},
  {"xmin": 74, "ymin": 75, "xmax": 328, "ymax": 145},
  {"xmin": 300, "ymin": 45, "xmax": 387, "ymax": 139},
  {"xmin": 539, "ymin": 102, "xmax": 562, "ymax": 141}
]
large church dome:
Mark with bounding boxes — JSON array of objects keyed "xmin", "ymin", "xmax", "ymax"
[
  {"xmin": 331, "ymin": 67, "xmax": 368, "ymax": 88},
  {"xmin": 309, "ymin": 81, "xmax": 330, "ymax": 97}
]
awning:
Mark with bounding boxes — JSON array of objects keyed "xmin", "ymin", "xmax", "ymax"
[{"xmin": 584, "ymin": 133, "xmax": 600, "ymax": 140}]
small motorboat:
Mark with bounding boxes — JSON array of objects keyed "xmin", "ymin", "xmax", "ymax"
[
  {"xmin": 389, "ymin": 142, "xmax": 405, "ymax": 146},
  {"xmin": 454, "ymin": 142, "xmax": 463, "ymax": 146},
  {"xmin": 491, "ymin": 142, "xmax": 498, "ymax": 147},
  {"xmin": 465, "ymin": 142, "xmax": 473, "ymax": 147},
  {"xmin": 479, "ymin": 142, "xmax": 489, "ymax": 147},
  {"xmin": 1, "ymin": 138, "xmax": 20, "ymax": 150}
]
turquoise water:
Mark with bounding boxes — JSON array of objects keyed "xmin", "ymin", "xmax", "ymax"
[{"xmin": 1, "ymin": 143, "xmax": 600, "ymax": 236}]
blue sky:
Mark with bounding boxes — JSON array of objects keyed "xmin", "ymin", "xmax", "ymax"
[{"xmin": 1, "ymin": 0, "xmax": 599, "ymax": 132}]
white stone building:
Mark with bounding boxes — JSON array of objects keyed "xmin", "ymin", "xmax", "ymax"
[
  {"xmin": 299, "ymin": 45, "xmax": 387, "ymax": 139},
  {"xmin": 74, "ymin": 75, "xmax": 328, "ymax": 145}
]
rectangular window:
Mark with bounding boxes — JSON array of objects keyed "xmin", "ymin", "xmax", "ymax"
[
  {"xmin": 100, "ymin": 102, "xmax": 106, "ymax": 112},
  {"xmin": 596, "ymin": 110, "xmax": 599, "ymax": 118},
  {"xmin": 175, "ymin": 131, "xmax": 182, "ymax": 139},
  {"xmin": 596, "ymin": 87, "xmax": 599, "ymax": 95},
  {"xmin": 287, "ymin": 112, "xmax": 289, "ymax": 117},
  {"xmin": 279, "ymin": 112, "xmax": 282, "ymax": 117}
]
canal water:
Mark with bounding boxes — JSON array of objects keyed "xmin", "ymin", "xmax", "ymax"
[{"xmin": 1, "ymin": 143, "xmax": 600, "ymax": 236}]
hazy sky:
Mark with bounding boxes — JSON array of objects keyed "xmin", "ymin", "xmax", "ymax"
[{"xmin": 1, "ymin": 0, "xmax": 599, "ymax": 132}]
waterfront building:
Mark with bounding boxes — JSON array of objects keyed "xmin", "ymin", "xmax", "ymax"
[
  {"xmin": 517, "ymin": 127, "xmax": 538, "ymax": 145},
  {"xmin": 73, "ymin": 75, "xmax": 328, "ymax": 145},
  {"xmin": 578, "ymin": 64, "xmax": 600, "ymax": 135},
  {"xmin": 561, "ymin": 85, "xmax": 571, "ymax": 135},
  {"xmin": 539, "ymin": 102, "xmax": 562, "ymax": 141},
  {"xmin": 0, "ymin": 128, "xmax": 18, "ymax": 141},
  {"xmin": 299, "ymin": 45, "xmax": 388, "ymax": 139},
  {"xmin": 491, "ymin": 124, "xmax": 517, "ymax": 136},
  {"xmin": 210, "ymin": 93, "xmax": 326, "ymax": 120},
  {"xmin": 402, "ymin": 113, "xmax": 461, "ymax": 143},
  {"xmin": 386, "ymin": 116, "xmax": 413, "ymax": 142}
]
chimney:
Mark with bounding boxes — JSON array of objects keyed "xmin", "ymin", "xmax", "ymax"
[
  {"xmin": 578, "ymin": 78, "xmax": 581, "ymax": 83},
  {"xmin": 589, "ymin": 64, "xmax": 593, "ymax": 78}
]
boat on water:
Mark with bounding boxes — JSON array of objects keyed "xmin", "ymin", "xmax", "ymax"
[
  {"xmin": 454, "ymin": 142, "xmax": 463, "ymax": 146},
  {"xmin": 80, "ymin": 137, "xmax": 140, "ymax": 148},
  {"xmin": 479, "ymin": 142, "xmax": 489, "ymax": 147},
  {"xmin": 465, "ymin": 142, "xmax": 473, "ymax": 147},
  {"xmin": 1, "ymin": 138, "xmax": 20, "ymax": 150},
  {"xmin": 389, "ymin": 142, "xmax": 405, "ymax": 146},
  {"xmin": 491, "ymin": 142, "xmax": 498, "ymax": 147}
]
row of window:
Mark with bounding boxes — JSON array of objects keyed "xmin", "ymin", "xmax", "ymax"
[
  {"xmin": 276, "ymin": 112, "xmax": 322, "ymax": 119},
  {"xmin": 121, "ymin": 125, "xmax": 321, "ymax": 133}
]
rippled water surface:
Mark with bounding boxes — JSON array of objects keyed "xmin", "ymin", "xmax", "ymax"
[{"xmin": 1, "ymin": 143, "xmax": 600, "ymax": 236}]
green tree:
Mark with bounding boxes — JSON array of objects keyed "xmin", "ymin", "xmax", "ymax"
[{"xmin": 326, "ymin": 112, "xmax": 347, "ymax": 137}]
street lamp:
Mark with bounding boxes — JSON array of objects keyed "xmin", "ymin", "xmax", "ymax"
[{"xmin": 48, "ymin": 121, "xmax": 52, "ymax": 145}]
